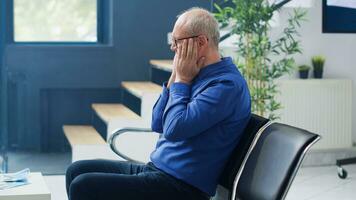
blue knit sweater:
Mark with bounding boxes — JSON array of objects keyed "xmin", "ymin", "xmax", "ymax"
[{"xmin": 150, "ymin": 57, "xmax": 251, "ymax": 196}]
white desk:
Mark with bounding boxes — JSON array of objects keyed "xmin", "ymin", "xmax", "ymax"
[{"xmin": 0, "ymin": 172, "xmax": 51, "ymax": 200}]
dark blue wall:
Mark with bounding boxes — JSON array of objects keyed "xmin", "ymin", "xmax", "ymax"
[
  {"xmin": 1, "ymin": 0, "xmax": 212, "ymax": 151},
  {"xmin": 1, "ymin": 1, "xmax": 8, "ymax": 152}
]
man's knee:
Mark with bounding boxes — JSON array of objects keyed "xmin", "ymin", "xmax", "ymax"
[
  {"xmin": 69, "ymin": 173, "xmax": 96, "ymax": 200},
  {"xmin": 66, "ymin": 160, "xmax": 87, "ymax": 180},
  {"xmin": 66, "ymin": 159, "xmax": 99, "ymax": 190}
]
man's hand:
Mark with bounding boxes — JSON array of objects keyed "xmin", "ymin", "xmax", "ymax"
[
  {"xmin": 174, "ymin": 38, "xmax": 205, "ymax": 84},
  {"xmin": 167, "ymin": 67, "xmax": 176, "ymax": 88}
]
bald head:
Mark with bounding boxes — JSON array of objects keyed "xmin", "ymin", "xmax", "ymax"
[{"xmin": 175, "ymin": 7, "xmax": 220, "ymax": 50}]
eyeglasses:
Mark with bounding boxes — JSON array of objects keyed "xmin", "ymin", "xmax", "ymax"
[{"xmin": 171, "ymin": 35, "xmax": 202, "ymax": 48}]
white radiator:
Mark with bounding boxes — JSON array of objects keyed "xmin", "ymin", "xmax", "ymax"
[{"xmin": 275, "ymin": 79, "xmax": 352, "ymax": 149}]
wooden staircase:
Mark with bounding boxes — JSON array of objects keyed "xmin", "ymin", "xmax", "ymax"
[{"xmin": 63, "ymin": 59, "xmax": 173, "ymax": 162}]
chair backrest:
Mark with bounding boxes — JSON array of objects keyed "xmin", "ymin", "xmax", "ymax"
[
  {"xmin": 218, "ymin": 114, "xmax": 269, "ymax": 195},
  {"xmin": 234, "ymin": 123, "xmax": 320, "ymax": 200}
]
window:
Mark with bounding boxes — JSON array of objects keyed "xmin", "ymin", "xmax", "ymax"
[{"xmin": 14, "ymin": 0, "xmax": 97, "ymax": 42}]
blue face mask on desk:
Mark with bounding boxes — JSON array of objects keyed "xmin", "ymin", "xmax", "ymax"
[{"xmin": 0, "ymin": 168, "xmax": 30, "ymax": 190}]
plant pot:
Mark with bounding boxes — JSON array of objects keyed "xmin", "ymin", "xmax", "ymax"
[
  {"xmin": 299, "ymin": 70, "xmax": 309, "ymax": 79},
  {"xmin": 313, "ymin": 70, "xmax": 323, "ymax": 79}
]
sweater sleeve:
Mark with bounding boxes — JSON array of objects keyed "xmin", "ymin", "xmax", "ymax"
[
  {"xmin": 151, "ymin": 82, "xmax": 170, "ymax": 133},
  {"xmin": 162, "ymin": 80, "xmax": 238, "ymax": 141}
]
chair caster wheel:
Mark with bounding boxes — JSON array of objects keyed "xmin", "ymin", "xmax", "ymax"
[{"xmin": 337, "ymin": 167, "xmax": 348, "ymax": 179}]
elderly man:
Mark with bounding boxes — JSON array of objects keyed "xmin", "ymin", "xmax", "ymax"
[{"xmin": 66, "ymin": 7, "xmax": 250, "ymax": 200}]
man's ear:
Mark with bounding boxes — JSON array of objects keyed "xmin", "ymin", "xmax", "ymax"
[{"xmin": 197, "ymin": 35, "xmax": 208, "ymax": 47}]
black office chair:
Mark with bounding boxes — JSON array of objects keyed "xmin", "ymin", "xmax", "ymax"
[{"xmin": 108, "ymin": 117, "xmax": 320, "ymax": 200}]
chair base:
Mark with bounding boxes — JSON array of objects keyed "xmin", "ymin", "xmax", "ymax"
[{"xmin": 336, "ymin": 157, "xmax": 356, "ymax": 179}]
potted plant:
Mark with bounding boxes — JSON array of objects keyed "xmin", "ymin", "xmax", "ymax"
[
  {"xmin": 312, "ymin": 55, "xmax": 325, "ymax": 79},
  {"xmin": 298, "ymin": 65, "xmax": 310, "ymax": 79},
  {"xmin": 214, "ymin": 0, "xmax": 306, "ymax": 120}
]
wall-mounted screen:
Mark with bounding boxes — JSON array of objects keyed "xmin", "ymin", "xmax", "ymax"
[{"xmin": 323, "ymin": 0, "xmax": 356, "ymax": 33}]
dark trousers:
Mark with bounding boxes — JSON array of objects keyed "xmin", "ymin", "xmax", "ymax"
[{"xmin": 66, "ymin": 159, "xmax": 210, "ymax": 200}]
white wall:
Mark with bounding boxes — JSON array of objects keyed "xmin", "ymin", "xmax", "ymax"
[
  {"xmin": 221, "ymin": 0, "xmax": 356, "ymax": 144},
  {"xmin": 278, "ymin": 0, "xmax": 356, "ymax": 143}
]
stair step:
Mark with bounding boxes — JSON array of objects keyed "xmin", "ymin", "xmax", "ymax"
[
  {"xmin": 121, "ymin": 81, "xmax": 162, "ymax": 98},
  {"xmin": 63, "ymin": 125, "xmax": 106, "ymax": 147},
  {"xmin": 63, "ymin": 125, "xmax": 122, "ymax": 162},
  {"xmin": 150, "ymin": 59, "xmax": 173, "ymax": 72},
  {"xmin": 92, "ymin": 103, "xmax": 140, "ymax": 124}
]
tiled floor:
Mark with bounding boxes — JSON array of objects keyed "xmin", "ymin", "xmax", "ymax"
[
  {"xmin": 44, "ymin": 164, "xmax": 356, "ymax": 200},
  {"xmin": 286, "ymin": 164, "xmax": 356, "ymax": 200}
]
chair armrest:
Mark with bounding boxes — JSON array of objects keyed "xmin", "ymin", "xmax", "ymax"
[{"xmin": 108, "ymin": 127, "xmax": 153, "ymax": 163}]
